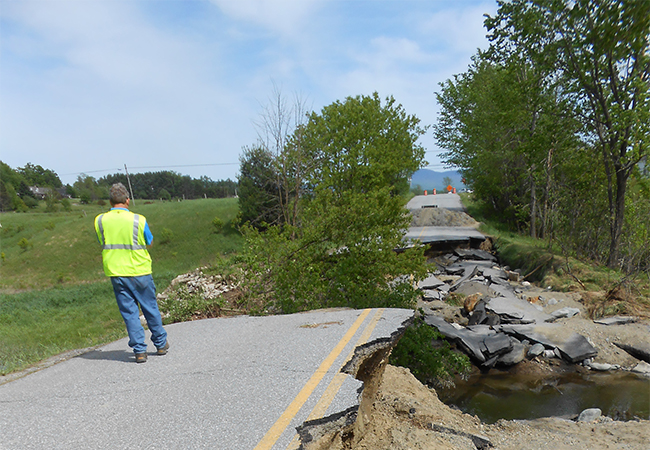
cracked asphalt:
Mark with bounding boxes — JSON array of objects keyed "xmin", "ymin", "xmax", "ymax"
[{"xmin": 0, "ymin": 308, "xmax": 413, "ymax": 450}]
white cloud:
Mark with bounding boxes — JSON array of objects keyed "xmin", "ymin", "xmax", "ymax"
[{"xmin": 209, "ymin": 0, "xmax": 325, "ymax": 37}]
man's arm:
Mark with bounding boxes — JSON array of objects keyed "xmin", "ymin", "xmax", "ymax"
[{"xmin": 144, "ymin": 221, "xmax": 153, "ymax": 246}]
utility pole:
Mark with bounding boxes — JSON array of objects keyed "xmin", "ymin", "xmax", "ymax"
[{"xmin": 124, "ymin": 164, "xmax": 135, "ymax": 206}]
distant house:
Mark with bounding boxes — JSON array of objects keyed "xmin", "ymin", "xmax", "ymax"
[
  {"xmin": 29, "ymin": 186, "xmax": 51, "ymax": 199},
  {"xmin": 56, "ymin": 187, "xmax": 71, "ymax": 199}
]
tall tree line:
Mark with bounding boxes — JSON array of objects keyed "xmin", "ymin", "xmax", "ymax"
[{"xmin": 435, "ymin": 0, "xmax": 650, "ymax": 272}]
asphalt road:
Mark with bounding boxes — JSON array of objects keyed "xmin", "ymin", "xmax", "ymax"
[
  {"xmin": 0, "ymin": 308, "xmax": 413, "ymax": 450},
  {"xmin": 406, "ymin": 192, "xmax": 466, "ymax": 211}
]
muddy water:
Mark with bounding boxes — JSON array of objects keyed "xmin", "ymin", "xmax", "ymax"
[{"xmin": 438, "ymin": 371, "xmax": 650, "ymax": 424}]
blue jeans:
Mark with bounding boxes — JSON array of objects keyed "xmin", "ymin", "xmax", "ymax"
[{"xmin": 111, "ymin": 275, "xmax": 167, "ymax": 354}]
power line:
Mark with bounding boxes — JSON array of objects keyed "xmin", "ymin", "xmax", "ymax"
[{"xmin": 61, "ymin": 162, "xmax": 239, "ymax": 177}]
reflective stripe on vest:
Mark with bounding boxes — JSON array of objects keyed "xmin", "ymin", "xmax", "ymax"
[{"xmin": 97, "ymin": 213, "xmax": 147, "ymax": 250}]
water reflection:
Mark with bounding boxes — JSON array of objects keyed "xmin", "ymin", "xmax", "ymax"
[{"xmin": 438, "ymin": 371, "xmax": 650, "ymax": 424}]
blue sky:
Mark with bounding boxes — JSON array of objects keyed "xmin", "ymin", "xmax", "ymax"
[{"xmin": 0, "ymin": 0, "xmax": 497, "ymax": 185}]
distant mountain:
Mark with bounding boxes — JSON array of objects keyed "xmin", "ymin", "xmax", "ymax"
[{"xmin": 410, "ymin": 169, "xmax": 466, "ymax": 192}]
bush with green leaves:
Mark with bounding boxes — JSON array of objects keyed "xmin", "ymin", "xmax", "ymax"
[
  {"xmin": 390, "ymin": 316, "xmax": 471, "ymax": 388},
  {"xmin": 158, "ymin": 290, "xmax": 226, "ymax": 323},
  {"xmin": 158, "ymin": 227, "xmax": 173, "ymax": 244},
  {"xmin": 212, "ymin": 217, "xmax": 224, "ymax": 233},
  {"xmin": 60, "ymin": 198, "xmax": 72, "ymax": 212},
  {"xmin": 17, "ymin": 238, "xmax": 33, "ymax": 252}
]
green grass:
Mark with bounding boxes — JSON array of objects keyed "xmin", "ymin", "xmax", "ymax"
[
  {"xmin": 0, "ymin": 283, "xmax": 125, "ymax": 374},
  {"xmin": 0, "ymin": 198, "xmax": 244, "ymax": 374},
  {"xmin": 0, "ymin": 198, "xmax": 243, "ymax": 291}
]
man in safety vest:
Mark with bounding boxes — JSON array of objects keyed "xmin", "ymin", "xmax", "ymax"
[{"xmin": 95, "ymin": 183, "xmax": 168, "ymax": 363}]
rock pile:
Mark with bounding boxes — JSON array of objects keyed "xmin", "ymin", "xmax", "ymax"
[
  {"xmin": 157, "ymin": 267, "xmax": 240, "ymax": 301},
  {"xmin": 420, "ymin": 249, "xmax": 600, "ymax": 369}
]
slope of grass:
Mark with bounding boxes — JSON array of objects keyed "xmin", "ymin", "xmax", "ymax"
[
  {"xmin": 0, "ymin": 198, "xmax": 243, "ymax": 374},
  {"xmin": 0, "ymin": 198, "xmax": 242, "ymax": 291}
]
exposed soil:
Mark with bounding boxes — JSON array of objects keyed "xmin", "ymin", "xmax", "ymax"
[{"xmin": 410, "ymin": 207, "xmax": 479, "ymax": 228}]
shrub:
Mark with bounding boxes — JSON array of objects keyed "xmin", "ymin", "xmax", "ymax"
[
  {"xmin": 158, "ymin": 290, "xmax": 226, "ymax": 323},
  {"xmin": 159, "ymin": 228, "xmax": 173, "ymax": 244},
  {"xmin": 14, "ymin": 197, "xmax": 28, "ymax": 213},
  {"xmin": 159, "ymin": 189, "xmax": 171, "ymax": 201},
  {"xmin": 390, "ymin": 315, "xmax": 470, "ymax": 388},
  {"xmin": 61, "ymin": 198, "xmax": 72, "ymax": 212},
  {"xmin": 23, "ymin": 196, "xmax": 39, "ymax": 209},
  {"xmin": 97, "ymin": 199, "xmax": 106, "ymax": 206},
  {"xmin": 45, "ymin": 221, "xmax": 56, "ymax": 231},
  {"xmin": 17, "ymin": 238, "xmax": 33, "ymax": 252},
  {"xmin": 212, "ymin": 217, "xmax": 224, "ymax": 233}
]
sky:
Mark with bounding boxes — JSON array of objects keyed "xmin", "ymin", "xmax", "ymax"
[{"xmin": 0, "ymin": 0, "xmax": 497, "ymax": 186}]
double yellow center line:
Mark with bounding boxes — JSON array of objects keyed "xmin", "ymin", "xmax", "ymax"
[{"xmin": 254, "ymin": 308, "xmax": 384, "ymax": 450}]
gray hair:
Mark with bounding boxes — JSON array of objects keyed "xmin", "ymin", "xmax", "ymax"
[{"xmin": 109, "ymin": 183, "xmax": 130, "ymax": 206}]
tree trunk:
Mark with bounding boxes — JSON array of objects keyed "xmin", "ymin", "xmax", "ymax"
[
  {"xmin": 606, "ymin": 167, "xmax": 628, "ymax": 268},
  {"xmin": 530, "ymin": 175, "xmax": 537, "ymax": 239}
]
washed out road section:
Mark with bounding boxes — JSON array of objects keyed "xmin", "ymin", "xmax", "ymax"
[
  {"xmin": 404, "ymin": 194, "xmax": 485, "ymax": 245},
  {"xmin": 0, "ymin": 308, "xmax": 413, "ymax": 450}
]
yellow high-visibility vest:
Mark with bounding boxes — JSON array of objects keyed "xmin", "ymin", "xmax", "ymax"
[{"xmin": 94, "ymin": 209, "xmax": 152, "ymax": 277}]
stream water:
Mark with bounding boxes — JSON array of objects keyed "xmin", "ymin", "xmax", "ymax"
[{"xmin": 438, "ymin": 371, "xmax": 650, "ymax": 424}]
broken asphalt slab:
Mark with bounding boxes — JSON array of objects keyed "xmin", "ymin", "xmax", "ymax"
[
  {"xmin": 498, "ymin": 323, "xmax": 598, "ymax": 363},
  {"xmin": 0, "ymin": 308, "xmax": 413, "ymax": 450}
]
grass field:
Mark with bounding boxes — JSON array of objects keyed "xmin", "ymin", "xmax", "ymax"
[{"xmin": 0, "ymin": 197, "xmax": 243, "ymax": 374}]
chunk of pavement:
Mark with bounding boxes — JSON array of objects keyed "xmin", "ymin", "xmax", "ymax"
[
  {"xmin": 487, "ymin": 296, "xmax": 553, "ymax": 324},
  {"xmin": 528, "ymin": 343, "xmax": 545, "ymax": 357},
  {"xmin": 446, "ymin": 260, "xmax": 494, "ymax": 275},
  {"xmin": 468, "ymin": 301, "xmax": 488, "ymax": 326},
  {"xmin": 449, "ymin": 265, "xmax": 479, "ymax": 292},
  {"xmin": 577, "ymin": 408, "xmax": 602, "ymax": 422},
  {"xmin": 497, "ymin": 341, "xmax": 527, "ymax": 365},
  {"xmin": 453, "ymin": 281, "xmax": 495, "ymax": 298},
  {"xmin": 429, "ymin": 424, "xmax": 493, "ymax": 450},
  {"xmin": 453, "ymin": 248, "xmax": 497, "ymax": 262},
  {"xmin": 418, "ymin": 274, "xmax": 446, "ymax": 290},
  {"xmin": 422, "ymin": 290, "xmax": 441, "ymax": 301},
  {"xmin": 498, "ymin": 323, "xmax": 598, "ymax": 363},
  {"xmin": 546, "ymin": 307, "xmax": 581, "ymax": 321},
  {"xmin": 583, "ymin": 360, "xmax": 615, "ymax": 371},
  {"xmin": 594, "ymin": 316, "xmax": 638, "ymax": 326},
  {"xmin": 424, "ymin": 315, "xmax": 486, "ymax": 362},
  {"xmin": 489, "ymin": 284, "xmax": 518, "ymax": 299},
  {"xmin": 613, "ymin": 341, "xmax": 650, "ymax": 363},
  {"xmin": 482, "ymin": 267, "xmax": 508, "ymax": 282},
  {"xmin": 631, "ymin": 361, "xmax": 650, "ymax": 375},
  {"xmin": 480, "ymin": 333, "xmax": 513, "ymax": 358}
]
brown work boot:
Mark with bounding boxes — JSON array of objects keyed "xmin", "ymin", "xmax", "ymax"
[
  {"xmin": 135, "ymin": 352, "xmax": 148, "ymax": 363},
  {"xmin": 156, "ymin": 341, "xmax": 169, "ymax": 356}
]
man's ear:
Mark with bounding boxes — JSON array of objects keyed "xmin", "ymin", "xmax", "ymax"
[{"xmin": 126, "ymin": 198, "xmax": 130, "ymax": 207}]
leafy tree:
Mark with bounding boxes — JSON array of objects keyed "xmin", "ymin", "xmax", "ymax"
[
  {"xmin": 158, "ymin": 188, "xmax": 171, "ymax": 201},
  {"xmin": 485, "ymin": 0, "xmax": 650, "ymax": 266},
  {"xmin": 18, "ymin": 163, "xmax": 62, "ymax": 188},
  {"xmin": 435, "ymin": 57, "xmax": 580, "ymax": 233},
  {"xmin": 240, "ymin": 93, "xmax": 428, "ymax": 313},
  {"xmin": 237, "ymin": 145, "xmax": 282, "ymax": 229}
]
